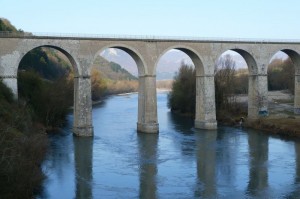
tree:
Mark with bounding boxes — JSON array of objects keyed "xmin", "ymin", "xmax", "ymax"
[
  {"xmin": 215, "ymin": 54, "xmax": 237, "ymax": 112},
  {"xmin": 268, "ymin": 58, "xmax": 294, "ymax": 93},
  {"xmin": 91, "ymin": 68, "xmax": 108, "ymax": 101},
  {"xmin": 168, "ymin": 62, "xmax": 196, "ymax": 116}
]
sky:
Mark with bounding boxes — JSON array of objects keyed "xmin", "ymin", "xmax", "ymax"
[{"xmin": 1, "ymin": 0, "xmax": 300, "ymax": 40}]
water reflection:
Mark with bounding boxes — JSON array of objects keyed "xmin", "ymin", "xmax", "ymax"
[
  {"xmin": 137, "ymin": 134, "xmax": 158, "ymax": 199},
  {"xmin": 216, "ymin": 129, "xmax": 238, "ymax": 188},
  {"xmin": 287, "ymin": 144, "xmax": 300, "ymax": 198},
  {"xmin": 73, "ymin": 137, "xmax": 93, "ymax": 199},
  {"xmin": 194, "ymin": 131, "xmax": 217, "ymax": 198},
  {"xmin": 168, "ymin": 112, "xmax": 196, "ymax": 157},
  {"xmin": 246, "ymin": 131, "xmax": 269, "ymax": 197},
  {"xmin": 39, "ymin": 93, "xmax": 300, "ymax": 198}
]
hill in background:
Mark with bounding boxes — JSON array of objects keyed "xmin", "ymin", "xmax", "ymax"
[
  {"xmin": 92, "ymin": 56, "xmax": 137, "ymax": 81},
  {"xmin": 0, "ymin": 18, "xmax": 18, "ymax": 32}
]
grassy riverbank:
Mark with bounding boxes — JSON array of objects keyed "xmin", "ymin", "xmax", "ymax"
[
  {"xmin": 229, "ymin": 90, "xmax": 300, "ymax": 138},
  {"xmin": 245, "ymin": 117, "xmax": 300, "ymax": 138}
]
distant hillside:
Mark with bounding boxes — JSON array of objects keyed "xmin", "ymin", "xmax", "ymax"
[
  {"xmin": 92, "ymin": 56, "xmax": 137, "ymax": 81},
  {"xmin": 0, "ymin": 18, "xmax": 18, "ymax": 32}
]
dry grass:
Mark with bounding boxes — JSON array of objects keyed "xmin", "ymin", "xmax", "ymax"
[
  {"xmin": 246, "ymin": 117, "xmax": 300, "ymax": 138},
  {"xmin": 156, "ymin": 80, "xmax": 173, "ymax": 89}
]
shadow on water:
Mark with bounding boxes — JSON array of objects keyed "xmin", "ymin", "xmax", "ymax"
[
  {"xmin": 167, "ymin": 111, "xmax": 194, "ymax": 133},
  {"xmin": 137, "ymin": 133, "xmax": 158, "ymax": 199},
  {"xmin": 73, "ymin": 137, "xmax": 93, "ymax": 199},
  {"xmin": 167, "ymin": 111, "xmax": 196, "ymax": 157}
]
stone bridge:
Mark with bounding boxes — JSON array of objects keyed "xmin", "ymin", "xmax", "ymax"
[{"xmin": 1, "ymin": 33, "xmax": 300, "ymax": 136}]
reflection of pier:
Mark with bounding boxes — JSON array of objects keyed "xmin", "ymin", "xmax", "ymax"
[
  {"xmin": 195, "ymin": 131, "xmax": 217, "ymax": 198},
  {"xmin": 247, "ymin": 131, "xmax": 269, "ymax": 197},
  {"xmin": 137, "ymin": 134, "xmax": 158, "ymax": 199},
  {"xmin": 74, "ymin": 137, "xmax": 93, "ymax": 199}
]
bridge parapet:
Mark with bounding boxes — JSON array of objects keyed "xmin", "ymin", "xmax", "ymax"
[{"xmin": 1, "ymin": 31, "xmax": 300, "ymax": 44}]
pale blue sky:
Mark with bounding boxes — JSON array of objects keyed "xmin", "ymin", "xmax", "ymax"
[{"xmin": 1, "ymin": 0, "xmax": 300, "ymax": 39}]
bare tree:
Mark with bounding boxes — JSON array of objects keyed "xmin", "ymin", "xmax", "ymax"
[{"xmin": 215, "ymin": 54, "xmax": 237, "ymax": 112}]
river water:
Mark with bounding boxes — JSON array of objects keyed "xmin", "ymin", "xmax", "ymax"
[{"xmin": 37, "ymin": 92, "xmax": 300, "ymax": 199}]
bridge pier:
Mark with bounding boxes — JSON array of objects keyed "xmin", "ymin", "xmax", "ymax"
[
  {"xmin": 248, "ymin": 74, "xmax": 268, "ymax": 119},
  {"xmin": 73, "ymin": 76, "xmax": 93, "ymax": 136},
  {"xmin": 137, "ymin": 75, "xmax": 159, "ymax": 133},
  {"xmin": 294, "ymin": 74, "xmax": 300, "ymax": 114},
  {"xmin": 195, "ymin": 75, "xmax": 218, "ymax": 130}
]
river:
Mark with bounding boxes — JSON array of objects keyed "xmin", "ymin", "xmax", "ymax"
[{"xmin": 37, "ymin": 92, "xmax": 300, "ymax": 199}]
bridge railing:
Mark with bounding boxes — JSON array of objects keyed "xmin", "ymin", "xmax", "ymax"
[{"xmin": 0, "ymin": 31, "xmax": 300, "ymax": 43}]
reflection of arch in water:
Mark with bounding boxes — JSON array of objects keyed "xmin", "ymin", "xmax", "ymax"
[
  {"xmin": 137, "ymin": 134, "xmax": 158, "ymax": 199},
  {"xmin": 73, "ymin": 137, "xmax": 93, "ymax": 199}
]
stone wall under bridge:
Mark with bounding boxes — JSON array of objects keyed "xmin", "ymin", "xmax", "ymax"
[{"xmin": 1, "ymin": 35, "xmax": 300, "ymax": 136}]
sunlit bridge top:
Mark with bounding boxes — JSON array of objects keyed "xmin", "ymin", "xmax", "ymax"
[{"xmin": 1, "ymin": 31, "xmax": 300, "ymax": 44}]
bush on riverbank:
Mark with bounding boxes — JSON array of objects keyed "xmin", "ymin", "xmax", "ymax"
[
  {"xmin": 168, "ymin": 63, "xmax": 195, "ymax": 116},
  {"xmin": 18, "ymin": 71, "xmax": 73, "ymax": 130},
  {"xmin": 0, "ymin": 80, "xmax": 48, "ymax": 199}
]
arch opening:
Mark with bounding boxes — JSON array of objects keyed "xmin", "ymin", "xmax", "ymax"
[
  {"xmin": 91, "ymin": 46, "xmax": 147, "ymax": 131},
  {"xmin": 155, "ymin": 46, "xmax": 219, "ymax": 130},
  {"xmin": 17, "ymin": 46, "xmax": 76, "ymax": 129},
  {"xmin": 215, "ymin": 49, "xmax": 256, "ymax": 121},
  {"xmin": 91, "ymin": 47, "xmax": 139, "ymax": 102},
  {"xmin": 268, "ymin": 49, "xmax": 300, "ymax": 115},
  {"xmin": 93, "ymin": 45, "xmax": 146, "ymax": 77},
  {"xmin": 156, "ymin": 48, "xmax": 196, "ymax": 116}
]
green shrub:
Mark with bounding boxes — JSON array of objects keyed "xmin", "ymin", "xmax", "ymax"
[{"xmin": 168, "ymin": 63, "xmax": 195, "ymax": 116}]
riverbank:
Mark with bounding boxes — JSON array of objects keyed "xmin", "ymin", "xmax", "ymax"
[
  {"xmin": 244, "ymin": 117, "xmax": 300, "ymax": 138},
  {"xmin": 235, "ymin": 90, "xmax": 300, "ymax": 138},
  {"xmin": 0, "ymin": 81, "xmax": 48, "ymax": 199}
]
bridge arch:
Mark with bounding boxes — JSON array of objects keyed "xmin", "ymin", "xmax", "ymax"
[
  {"xmin": 267, "ymin": 49, "xmax": 300, "ymax": 114},
  {"xmin": 93, "ymin": 44, "xmax": 147, "ymax": 76},
  {"xmin": 278, "ymin": 49, "xmax": 300, "ymax": 73},
  {"xmin": 16, "ymin": 45, "xmax": 93, "ymax": 136},
  {"xmin": 17, "ymin": 45, "xmax": 80, "ymax": 76},
  {"xmin": 92, "ymin": 44, "xmax": 158, "ymax": 133},
  {"xmin": 229, "ymin": 48, "xmax": 258, "ymax": 74},
  {"xmin": 215, "ymin": 48, "xmax": 263, "ymax": 119},
  {"xmin": 155, "ymin": 45, "xmax": 205, "ymax": 76},
  {"xmin": 156, "ymin": 45, "xmax": 217, "ymax": 130}
]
